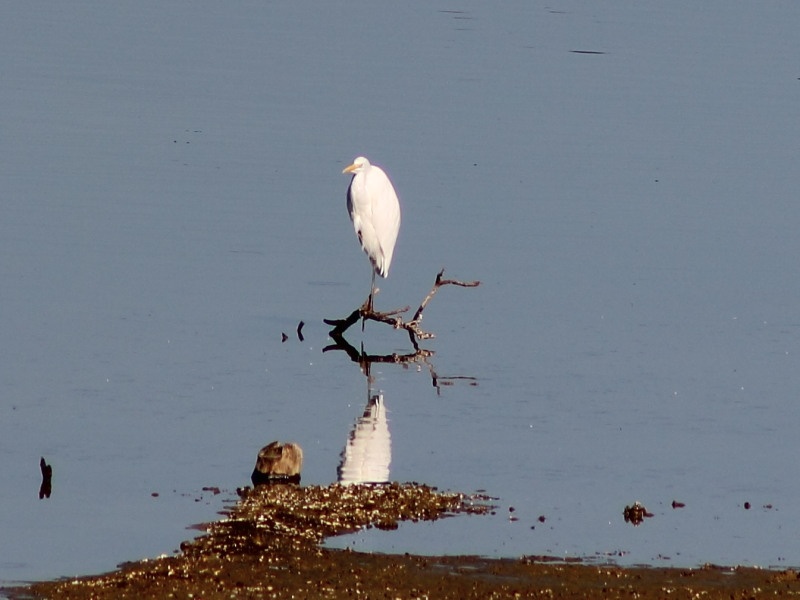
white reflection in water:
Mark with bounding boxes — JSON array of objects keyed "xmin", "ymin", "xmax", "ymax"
[{"xmin": 337, "ymin": 394, "xmax": 391, "ymax": 485}]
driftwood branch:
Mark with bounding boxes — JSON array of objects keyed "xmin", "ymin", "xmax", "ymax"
[{"xmin": 323, "ymin": 269, "xmax": 480, "ymax": 348}]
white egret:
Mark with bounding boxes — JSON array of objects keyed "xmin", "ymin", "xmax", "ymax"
[{"xmin": 342, "ymin": 156, "xmax": 401, "ymax": 311}]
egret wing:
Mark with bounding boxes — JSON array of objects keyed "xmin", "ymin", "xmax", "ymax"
[{"xmin": 366, "ymin": 166, "xmax": 401, "ymax": 277}]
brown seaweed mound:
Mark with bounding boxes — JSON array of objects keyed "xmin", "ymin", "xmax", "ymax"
[{"xmin": 8, "ymin": 483, "xmax": 800, "ymax": 600}]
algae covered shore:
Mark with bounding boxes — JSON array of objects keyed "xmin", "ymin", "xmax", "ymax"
[{"xmin": 7, "ymin": 483, "xmax": 800, "ymax": 600}]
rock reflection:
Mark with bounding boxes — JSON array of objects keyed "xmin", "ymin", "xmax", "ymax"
[{"xmin": 338, "ymin": 392, "xmax": 391, "ymax": 485}]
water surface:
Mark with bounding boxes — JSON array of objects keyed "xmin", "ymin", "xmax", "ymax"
[{"xmin": 2, "ymin": 1, "xmax": 800, "ymax": 586}]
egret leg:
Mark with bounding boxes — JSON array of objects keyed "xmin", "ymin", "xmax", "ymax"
[
  {"xmin": 362, "ymin": 269, "xmax": 376, "ymax": 331},
  {"xmin": 369, "ymin": 269, "xmax": 376, "ymax": 312}
]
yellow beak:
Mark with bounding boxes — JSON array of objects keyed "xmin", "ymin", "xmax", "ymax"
[{"xmin": 342, "ymin": 163, "xmax": 358, "ymax": 174}]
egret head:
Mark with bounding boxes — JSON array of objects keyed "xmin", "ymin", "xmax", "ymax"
[{"xmin": 343, "ymin": 156, "xmax": 370, "ymax": 174}]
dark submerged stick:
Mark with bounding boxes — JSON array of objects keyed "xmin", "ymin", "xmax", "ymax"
[{"xmin": 39, "ymin": 457, "xmax": 52, "ymax": 499}]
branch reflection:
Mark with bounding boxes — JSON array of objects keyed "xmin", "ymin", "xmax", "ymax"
[
  {"xmin": 325, "ymin": 327, "xmax": 477, "ymax": 485},
  {"xmin": 323, "ymin": 331, "xmax": 476, "ymax": 395}
]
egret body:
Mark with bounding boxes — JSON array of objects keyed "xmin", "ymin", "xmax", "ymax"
[{"xmin": 343, "ymin": 156, "xmax": 401, "ymax": 310}]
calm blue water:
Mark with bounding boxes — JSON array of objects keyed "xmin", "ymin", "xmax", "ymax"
[{"xmin": 2, "ymin": 1, "xmax": 800, "ymax": 587}]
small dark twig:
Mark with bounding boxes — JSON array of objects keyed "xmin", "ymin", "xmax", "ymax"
[
  {"xmin": 296, "ymin": 321, "xmax": 305, "ymax": 342},
  {"xmin": 39, "ymin": 457, "xmax": 52, "ymax": 499}
]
